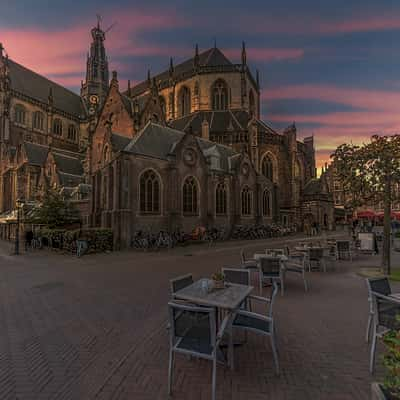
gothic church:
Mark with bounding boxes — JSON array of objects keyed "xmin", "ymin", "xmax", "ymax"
[{"xmin": 0, "ymin": 22, "xmax": 333, "ymax": 246}]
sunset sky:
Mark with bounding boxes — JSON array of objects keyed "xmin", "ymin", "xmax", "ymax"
[{"xmin": 1, "ymin": 0, "xmax": 400, "ymax": 171}]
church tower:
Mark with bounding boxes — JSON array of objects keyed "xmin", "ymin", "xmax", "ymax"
[{"xmin": 80, "ymin": 18, "xmax": 109, "ymax": 117}]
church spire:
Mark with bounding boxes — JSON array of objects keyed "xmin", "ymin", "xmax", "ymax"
[
  {"xmin": 194, "ymin": 44, "xmax": 200, "ymax": 69},
  {"xmin": 81, "ymin": 17, "xmax": 109, "ymax": 115},
  {"xmin": 241, "ymin": 41, "xmax": 247, "ymax": 66}
]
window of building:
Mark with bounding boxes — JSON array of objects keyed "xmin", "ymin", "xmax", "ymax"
[
  {"xmin": 140, "ymin": 170, "xmax": 161, "ymax": 214},
  {"xmin": 178, "ymin": 86, "xmax": 191, "ymax": 117},
  {"xmin": 261, "ymin": 155, "xmax": 273, "ymax": 181},
  {"xmin": 262, "ymin": 189, "xmax": 272, "ymax": 217},
  {"xmin": 183, "ymin": 176, "xmax": 198, "ymax": 214},
  {"xmin": 215, "ymin": 183, "xmax": 227, "ymax": 215},
  {"xmin": 15, "ymin": 104, "xmax": 26, "ymax": 125},
  {"xmin": 67, "ymin": 125, "xmax": 77, "ymax": 141},
  {"xmin": 241, "ymin": 186, "xmax": 252, "ymax": 216},
  {"xmin": 52, "ymin": 118, "xmax": 63, "ymax": 136},
  {"xmin": 212, "ymin": 79, "xmax": 229, "ymax": 110},
  {"xmin": 249, "ymin": 89, "xmax": 255, "ymax": 117},
  {"xmin": 33, "ymin": 111, "xmax": 44, "ymax": 131},
  {"xmin": 159, "ymin": 96, "xmax": 166, "ymax": 117}
]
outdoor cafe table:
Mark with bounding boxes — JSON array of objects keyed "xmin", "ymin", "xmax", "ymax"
[{"xmin": 174, "ymin": 278, "xmax": 254, "ymax": 311}]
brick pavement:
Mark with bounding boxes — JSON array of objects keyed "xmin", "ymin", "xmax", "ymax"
[{"xmin": 0, "ymin": 235, "xmax": 397, "ymax": 400}]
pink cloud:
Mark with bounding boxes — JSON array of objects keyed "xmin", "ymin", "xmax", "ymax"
[
  {"xmin": 246, "ymin": 12, "xmax": 400, "ymax": 35},
  {"xmin": 0, "ymin": 7, "xmax": 186, "ymax": 88},
  {"xmin": 224, "ymin": 47, "xmax": 304, "ymax": 62},
  {"xmin": 264, "ymin": 84, "xmax": 400, "ymax": 112}
]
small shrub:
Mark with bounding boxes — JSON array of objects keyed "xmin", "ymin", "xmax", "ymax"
[{"xmin": 382, "ymin": 316, "xmax": 400, "ymax": 399}]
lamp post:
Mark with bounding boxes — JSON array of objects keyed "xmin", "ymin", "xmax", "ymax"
[{"xmin": 14, "ymin": 198, "xmax": 24, "ymax": 255}]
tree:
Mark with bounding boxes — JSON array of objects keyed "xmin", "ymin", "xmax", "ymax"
[
  {"xmin": 28, "ymin": 189, "xmax": 80, "ymax": 228},
  {"xmin": 332, "ymin": 135, "xmax": 400, "ymax": 274}
]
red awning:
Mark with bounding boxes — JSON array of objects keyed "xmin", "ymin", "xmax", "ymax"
[
  {"xmin": 357, "ymin": 210, "xmax": 376, "ymax": 218},
  {"xmin": 375, "ymin": 211, "xmax": 400, "ymax": 220}
]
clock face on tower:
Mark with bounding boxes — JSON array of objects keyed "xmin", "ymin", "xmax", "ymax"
[{"xmin": 89, "ymin": 95, "xmax": 99, "ymax": 105}]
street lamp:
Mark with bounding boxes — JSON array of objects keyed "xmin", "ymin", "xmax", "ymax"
[{"xmin": 14, "ymin": 198, "xmax": 24, "ymax": 255}]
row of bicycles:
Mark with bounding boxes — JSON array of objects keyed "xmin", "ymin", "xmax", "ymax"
[
  {"xmin": 231, "ymin": 224, "xmax": 297, "ymax": 240},
  {"xmin": 131, "ymin": 223, "xmax": 295, "ymax": 250}
]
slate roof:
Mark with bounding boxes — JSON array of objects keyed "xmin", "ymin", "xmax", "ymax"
[
  {"xmin": 123, "ymin": 122, "xmax": 238, "ymax": 173},
  {"xmin": 129, "ymin": 47, "xmax": 233, "ymax": 97},
  {"xmin": 57, "ymin": 172, "xmax": 84, "ymax": 187},
  {"xmin": 52, "ymin": 152, "xmax": 84, "ymax": 176},
  {"xmin": 23, "ymin": 142, "xmax": 49, "ymax": 167},
  {"xmin": 111, "ymin": 133, "xmax": 131, "ymax": 152},
  {"xmin": 8, "ymin": 59, "xmax": 85, "ymax": 118}
]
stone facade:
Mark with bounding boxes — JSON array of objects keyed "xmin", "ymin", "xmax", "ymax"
[{"xmin": 0, "ymin": 22, "xmax": 334, "ymax": 243}]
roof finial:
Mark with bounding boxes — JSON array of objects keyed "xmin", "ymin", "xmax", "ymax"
[
  {"xmin": 127, "ymin": 79, "xmax": 131, "ymax": 97},
  {"xmin": 169, "ymin": 57, "xmax": 174, "ymax": 77},
  {"xmin": 194, "ymin": 44, "xmax": 200, "ymax": 68},
  {"xmin": 214, "ymin": 37, "xmax": 217, "ymax": 49},
  {"xmin": 96, "ymin": 14, "xmax": 102, "ymax": 30},
  {"xmin": 147, "ymin": 69, "xmax": 151, "ymax": 86},
  {"xmin": 241, "ymin": 41, "xmax": 247, "ymax": 66},
  {"xmin": 48, "ymin": 87, "xmax": 53, "ymax": 105},
  {"xmin": 256, "ymin": 69, "xmax": 260, "ymax": 88}
]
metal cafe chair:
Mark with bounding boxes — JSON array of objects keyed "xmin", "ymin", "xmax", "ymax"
[
  {"xmin": 240, "ymin": 248, "xmax": 258, "ymax": 270},
  {"xmin": 170, "ymin": 273, "xmax": 194, "ymax": 296},
  {"xmin": 308, "ymin": 247, "xmax": 326, "ymax": 272},
  {"xmin": 365, "ymin": 277, "xmax": 397, "ymax": 344},
  {"xmin": 231, "ymin": 282, "xmax": 280, "ymax": 375},
  {"xmin": 367, "ymin": 287, "xmax": 400, "ymax": 373},
  {"xmin": 259, "ymin": 256, "xmax": 285, "ymax": 296},
  {"xmin": 284, "ymin": 253, "xmax": 308, "ymax": 291},
  {"xmin": 336, "ymin": 240, "xmax": 353, "ymax": 261},
  {"xmin": 167, "ymin": 302, "xmax": 234, "ymax": 400}
]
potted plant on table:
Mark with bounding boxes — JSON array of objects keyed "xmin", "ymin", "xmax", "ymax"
[
  {"xmin": 211, "ymin": 272, "xmax": 225, "ymax": 289},
  {"xmin": 372, "ymin": 316, "xmax": 400, "ymax": 400}
]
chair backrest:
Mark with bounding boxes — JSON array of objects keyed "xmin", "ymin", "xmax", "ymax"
[
  {"xmin": 309, "ymin": 247, "xmax": 324, "ymax": 260},
  {"xmin": 170, "ymin": 273, "xmax": 194, "ymax": 295},
  {"xmin": 369, "ymin": 293, "xmax": 400, "ymax": 330},
  {"xmin": 222, "ymin": 268, "xmax": 250, "ymax": 286},
  {"xmin": 259, "ymin": 256, "xmax": 281, "ymax": 275},
  {"xmin": 168, "ymin": 301, "xmax": 216, "ymax": 351},
  {"xmin": 266, "ymin": 248, "xmax": 285, "ymax": 256},
  {"xmin": 337, "ymin": 240, "xmax": 350, "ymax": 252},
  {"xmin": 367, "ymin": 277, "xmax": 391, "ymax": 296}
]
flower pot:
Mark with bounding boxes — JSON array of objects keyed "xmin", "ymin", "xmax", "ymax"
[
  {"xmin": 371, "ymin": 383, "xmax": 387, "ymax": 400},
  {"xmin": 213, "ymin": 280, "xmax": 225, "ymax": 289}
]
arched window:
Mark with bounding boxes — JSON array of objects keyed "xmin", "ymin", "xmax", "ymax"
[
  {"xmin": 261, "ymin": 155, "xmax": 273, "ymax": 181},
  {"xmin": 183, "ymin": 176, "xmax": 198, "ymax": 214},
  {"xmin": 103, "ymin": 145, "xmax": 111, "ymax": 165},
  {"xmin": 294, "ymin": 160, "xmax": 301, "ymax": 178},
  {"xmin": 140, "ymin": 170, "xmax": 161, "ymax": 214},
  {"xmin": 262, "ymin": 189, "xmax": 272, "ymax": 217},
  {"xmin": 215, "ymin": 183, "xmax": 227, "ymax": 215},
  {"xmin": 52, "ymin": 118, "xmax": 63, "ymax": 136},
  {"xmin": 249, "ymin": 89, "xmax": 255, "ymax": 118},
  {"xmin": 159, "ymin": 96, "xmax": 166, "ymax": 117},
  {"xmin": 68, "ymin": 125, "xmax": 77, "ymax": 141},
  {"xmin": 33, "ymin": 111, "xmax": 44, "ymax": 130},
  {"xmin": 15, "ymin": 104, "xmax": 26, "ymax": 125},
  {"xmin": 178, "ymin": 86, "xmax": 191, "ymax": 117},
  {"xmin": 212, "ymin": 79, "xmax": 229, "ymax": 110},
  {"xmin": 241, "ymin": 186, "xmax": 252, "ymax": 216}
]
